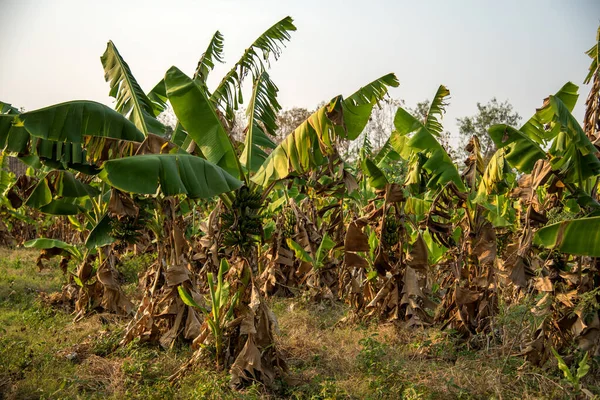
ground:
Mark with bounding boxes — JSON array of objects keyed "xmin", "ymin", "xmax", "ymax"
[{"xmin": 0, "ymin": 248, "xmax": 594, "ymax": 399}]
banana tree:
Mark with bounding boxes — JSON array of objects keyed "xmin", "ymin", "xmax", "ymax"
[
  {"xmin": 144, "ymin": 16, "xmax": 399, "ymax": 385},
  {"xmin": 473, "ymin": 79, "xmax": 600, "ymax": 362}
]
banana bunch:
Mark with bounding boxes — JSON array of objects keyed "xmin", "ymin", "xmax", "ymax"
[
  {"xmin": 109, "ymin": 198, "xmax": 152, "ymax": 249},
  {"xmin": 221, "ymin": 186, "xmax": 263, "ymax": 253},
  {"xmin": 496, "ymin": 232, "xmax": 510, "ymax": 257},
  {"xmin": 382, "ymin": 213, "xmax": 400, "ymax": 247},
  {"xmin": 231, "ymin": 186, "xmax": 262, "ymax": 211},
  {"xmin": 281, "ymin": 207, "xmax": 297, "ymax": 239}
]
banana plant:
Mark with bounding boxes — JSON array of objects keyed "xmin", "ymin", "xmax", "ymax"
[
  {"xmin": 488, "ymin": 83, "xmax": 600, "ymax": 195},
  {"xmin": 178, "ymin": 259, "xmax": 240, "ymax": 367},
  {"xmin": 359, "ymin": 85, "xmax": 463, "ymax": 196}
]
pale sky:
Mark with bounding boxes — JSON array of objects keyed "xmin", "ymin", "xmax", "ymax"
[{"xmin": 1, "ymin": 0, "xmax": 598, "ymax": 140}]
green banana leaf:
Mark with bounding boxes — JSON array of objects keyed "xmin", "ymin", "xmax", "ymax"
[
  {"xmin": 52, "ymin": 171, "xmax": 100, "ymax": 198},
  {"xmin": 146, "ymin": 79, "xmax": 168, "ymax": 117},
  {"xmin": 242, "ymin": 71, "xmax": 279, "ymax": 172},
  {"xmin": 252, "ymin": 74, "xmax": 398, "ymax": 186},
  {"xmin": 393, "ymin": 107, "xmax": 464, "ymax": 191},
  {"xmin": 424, "ymin": 85, "xmax": 450, "ymax": 136},
  {"xmin": 520, "ymin": 82, "xmax": 579, "ymax": 143},
  {"xmin": 18, "ymin": 101, "xmax": 144, "ymax": 143},
  {"xmin": 0, "ymin": 114, "xmax": 28, "ymax": 153},
  {"xmin": 209, "ymin": 16, "xmax": 296, "ymax": 120},
  {"xmin": 22, "ymin": 171, "xmax": 98, "ymax": 212},
  {"xmin": 24, "ymin": 238, "xmax": 83, "ymax": 260},
  {"xmin": 341, "ymin": 73, "xmax": 399, "ymax": 140},
  {"xmin": 193, "ymin": 30, "xmax": 225, "ymax": 88},
  {"xmin": 24, "ymin": 177, "xmax": 52, "ymax": 209},
  {"xmin": 0, "ymin": 155, "xmax": 13, "ymax": 195},
  {"xmin": 165, "ymin": 66, "xmax": 241, "ymax": 178},
  {"xmin": 251, "ymin": 97, "xmax": 341, "ymax": 186},
  {"xmin": 391, "ymin": 86, "xmax": 464, "ymax": 192},
  {"xmin": 534, "ymin": 217, "xmax": 600, "ymax": 256},
  {"xmin": 488, "ymin": 124, "xmax": 546, "ymax": 173},
  {"xmin": 1, "ymin": 101, "xmax": 19, "ymax": 114},
  {"xmin": 101, "ymin": 41, "xmax": 165, "ymax": 136},
  {"xmin": 85, "ymin": 213, "xmax": 115, "ymax": 249},
  {"xmin": 361, "ymin": 157, "xmax": 388, "ymax": 189},
  {"xmin": 547, "ymin": 95, "xmax": 600, "ymax": 183},
  {"xmin": 100, "ymin": 153, "xmax": 242, "ymax": 198},
  {"xmin": 39, "ymin": 198, "xmax": 82, "ymax": 215},
  {"xmin": 0, "ymin": 101, "xmax": 144, "ymax": 174}
]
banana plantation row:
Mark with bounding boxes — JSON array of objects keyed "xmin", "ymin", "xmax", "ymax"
[{"xmin": 1, "ymin": 17, "xmax": 599, "ymax": 388}]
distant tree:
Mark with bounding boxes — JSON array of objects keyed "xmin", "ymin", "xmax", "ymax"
[
  {"xmin": 276, "ymin": 107, "xmax": 312, "ymax": 143},
  {"xmin": 231, "ymin": 108, "xmax": 248, "ymax": 143},
  {"xmin": 157, "ymin": 105, "xmax": 177, "ymax": 138},
  {"xmin": 456, "ymin": 98, "xmax": 521, "ymax": 161},
  {"xmin": 408, "ymin": 100, "xmax": 429, "ymax": 122}
]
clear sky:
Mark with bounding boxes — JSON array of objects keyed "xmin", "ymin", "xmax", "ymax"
[{"xmin": 1, "ymin": 0, "xmax": 598, "ymax": 140}]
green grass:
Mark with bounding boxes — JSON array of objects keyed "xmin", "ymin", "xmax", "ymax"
[{"xmin": 0, "ymin": 247, "xmax": 596, "ymax": 399}]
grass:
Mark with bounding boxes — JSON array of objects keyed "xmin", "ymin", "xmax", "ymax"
[{"xmin": 0, "ymin": 247, "xmax": 597, "ymax": 399}]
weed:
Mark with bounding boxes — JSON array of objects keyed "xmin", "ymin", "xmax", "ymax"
[{"xmin": 357, "ymin": 334, "xmax": 388, "ymax": 374}]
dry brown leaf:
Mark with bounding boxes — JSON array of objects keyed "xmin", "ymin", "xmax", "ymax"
[
  {"xmin": 407, "ymin": 234, "xmax": 428, "ymax": 271},
  {"xmin": 345, "ymin": 222, "xmax": 370, "ymax": 252},
  {"xmin": 454, "ymin": 286, "xmax": 481, "ymax": 306},
  {"xmin": 534, "ymin": 276, "xmax": 553, "ymax": 292}
]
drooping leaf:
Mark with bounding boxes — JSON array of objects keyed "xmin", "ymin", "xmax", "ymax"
[
  {"xmin": 488, "ymin": 124, "xmax": 546, "ymax": 173},
  {"xmin": 474, "ymin": 148, "xmax": 515, "ymax": 202},
  {"xmin": 101, "ymin": 153, "xmax": 243, "ymax": 198},
  {"xmin": 178, "ymin": 286, "xmax": 205, "ymax": 310},
  {"xmin": 361, "ymin": 157, "xmax": 388, "ymax": 189},
  {"xmin": 146, "ymin": 79, "xmax": 168, "ymax": 117},
  {"xmin": 315, "ymin": 233, "xmax": 336, "ymax": 267},
  {"xmin": 85, "ymin": 213, "xmax": 115, "ymax": 249},
  {"xmin": 342, "ymin": 73, "xmax": 399, "ymax": 140},
  {"xmin": 101, "ymin": 41, "xmax": 165, "ymax": 136},
  {"xmin": 39, "ymin": 198, "xmax": 81, "ymax": 215},
  {"xmin": 0, "ymin": 155, "xmax": 13, "ymax": 194},
  {"xmin": 251, "ymin": 97, "xmax": 341, "ymax": 186},
  {"xmin": 547, "ymin": 95, "xmax": 600, "ymax": 183},
  {"xmin": 24, "ymin": 177, "xmax": 52, "ymax": 209},
  {"xmin": 405, "ymin": 197, "xmax": 431, "ymax": 221},
  {"xmin": 18, "ymin": 101, "xmax": 145, "ymax": 143},
  {"xmin": 534, "ymin": 216, "xmax": 600, "ymax": 256},
  {"xmin": 286, "ymin": 238, "xmax": 313, "ymax": 263},
  {"xmin": 0, "ymin": 101, "xmax": 19, "ymax": 115},
  {"xmin": 24, "ymin": 238, "xmax": 82, "ymax": 260},
  {"xmin": 52, "ymin": 171, "xmax": 100, "ymax": 198}
]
